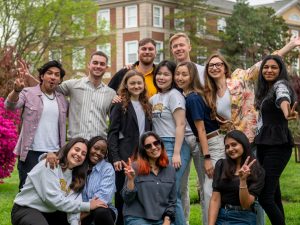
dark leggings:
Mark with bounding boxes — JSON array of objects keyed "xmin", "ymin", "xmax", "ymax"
[
  {"xmin": 11, "ymin": 204, "xmax": 69, "ymax": 225},
  {"xmin": 81, "ymin": 207, "xmax": 116, "ymax": 225},
  {"xmin": 257, "ymin": 144, "xmax": 292, "ymax": 225},
  {"xmin": 115, "ymin": 170, "xmax": 126, "ymax": 225}
]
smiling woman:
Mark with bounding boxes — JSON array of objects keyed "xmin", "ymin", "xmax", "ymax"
[{"xmin": 11, "ymin": 137, "xmax": 106, "ymax": 225}]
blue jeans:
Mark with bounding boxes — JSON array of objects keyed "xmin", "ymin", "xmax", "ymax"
[
  {"xmin": 216, "ymin": 208, "xmax": 256, "ymax": 225},
  {"xmin": 124, "ymin": 216, "xmax": 174, "ymax": 225},
  {"xmin": 161, "ymin": 137, "xmax": 190, "ymax": 225}
]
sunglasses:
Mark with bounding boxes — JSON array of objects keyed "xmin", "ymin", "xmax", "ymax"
[{"xmin": 144, "ymin": 140, "xmax": 161, "ymax": 150}]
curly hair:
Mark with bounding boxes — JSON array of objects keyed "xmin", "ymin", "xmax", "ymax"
[
  {"xmin": 117, "ymin": 70, "xmax": 152, "ymax": 119},
  {"xmin": 203, "ymin": 53, "xmax": 231, "ymax": 119}
]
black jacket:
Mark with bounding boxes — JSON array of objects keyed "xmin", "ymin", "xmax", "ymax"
[{"xmin": 108, "ymin": 102, "xmax": 152, "ymax": 163}]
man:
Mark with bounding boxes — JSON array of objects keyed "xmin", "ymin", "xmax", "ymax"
[
  {"xmin": 108, "ymin": 38, "xmax": 157, "ymax": 97},
  {"xmin": 5, "ymin": 60, "xmax": 68, "ymax": 189},
  {"xmin": 169, "ymin": 32, "xmax": 206, "ymax": 225},
  {"xmin": 26, "ymin": 51, "xmax": 116, "ymax": 140}
]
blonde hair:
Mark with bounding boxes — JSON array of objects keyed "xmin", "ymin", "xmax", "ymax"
[{"xmin": 169, "ymin": 32, "xmax": 191, "ymax": 49}]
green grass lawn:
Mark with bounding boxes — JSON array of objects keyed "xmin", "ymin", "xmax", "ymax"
[{"xmin": 1, "ymin": 153, "xmax": 299, "ymax": 225}]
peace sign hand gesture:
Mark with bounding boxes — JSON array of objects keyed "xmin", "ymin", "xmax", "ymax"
[
  {"xmin": 14, "ymin": 69, "xmax": 25, "ymax": 93},
  {"xmin": 122, "ymin": 158, "xmax": 136, "ymax": 181},
  {"xmin": 238, "ymin": 156, "xmax": 256, "ymax": 181},
  {"xmin": 287, "ymin": 102, "xmax": 298, "ymax": 121}
]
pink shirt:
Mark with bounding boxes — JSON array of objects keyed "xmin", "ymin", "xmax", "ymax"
[{"xmin": 5, "ymin": 85, "xmax": 68, "ymax": 161}]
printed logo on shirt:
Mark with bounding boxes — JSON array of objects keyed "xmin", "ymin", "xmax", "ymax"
[
  {"xmin": 60, "ymin": 178, "xmax": 71, "ymax": 195},
  {"xmin": 152, "ymin": 103, "xmax": 164, "ymax": 118}
]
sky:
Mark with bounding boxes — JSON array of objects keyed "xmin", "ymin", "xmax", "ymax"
[{"xmin": 228, "ymin": 0, "xmax": 277, "ymax": 5}]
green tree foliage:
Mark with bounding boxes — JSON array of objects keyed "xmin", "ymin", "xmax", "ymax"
[
  {"xmin": 220, "ymin": 0, "xmax": 289, "ymax": 69},
  {"xmin": 0, "ymin": 0, "xmax": 108, "ymax": 97}
]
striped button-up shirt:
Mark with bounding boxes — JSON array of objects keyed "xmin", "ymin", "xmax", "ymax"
[
  {"xmin": 58, "ymin": 77, "xmax": 116, "ymax": 139},
  {"xmin": 82, "ymin": 160, "xmax": 117, "ymax": 216}
]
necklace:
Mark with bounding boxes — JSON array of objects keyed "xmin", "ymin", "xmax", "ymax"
[{"xmin": 41, "ymin": 90, "xmax": 56, "ymax": 100}]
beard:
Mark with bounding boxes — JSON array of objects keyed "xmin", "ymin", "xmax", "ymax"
[{"xmin": 139, "ymin": 55, "xmax": 155, "ymax": 66}]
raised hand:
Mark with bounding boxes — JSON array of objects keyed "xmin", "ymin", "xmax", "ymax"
[
  {"xmin": 238, "ymin": 156, "xmax": 256, "ymax": 181},
  {"xmin": 122, "ymin": 158, "xmax": 135, "ymax": 180},
  {"xmin": 45, "ymin": 152, "xmax": 59, "ymax": 169},
  {"xmin": 14, "ymin": 69, "xmax": 25, "ymax": 93},
  {"xmin": 287, "ymin": 102, "xmax": 298, "ymax": 121}
]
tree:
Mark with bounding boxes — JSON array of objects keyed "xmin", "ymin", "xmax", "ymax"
[
  {"xmin": 0, "ymin": 0, "xmax": 109, "ymax": 97},
  {"xmin": 165, "ymin": 0, "xmax": 208, "ymax": 63},
  {"xmin": 220, "ymin": 0, "xmax": 289, "ymax": 69}
]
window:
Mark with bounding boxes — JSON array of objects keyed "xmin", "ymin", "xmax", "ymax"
[
  {"xmin": 97, "ymin": 43, "xmax": 111, "ymax": 66},
  {"xmin": 292, "ymin": 58, "xmax": 300, "ymax": 71},
  {"xmin": 289, "ymin": 14, "xmax": 300, "ymax": 22},
  {"xmin": 154, "ymin": 41, "xmax": 164, "ymax": 64},
  {"xmin": 174, "ymin": 9, "xmax": 184, "ymax": 31},
  {"xmin": 217, "ymin": 17, "xmax": 226, "ymax": 32},
  {"xmin": 72, "ymin": 15, "xmax": 85, "ymax": 36},
  {"xmin": 97, "ymin": 9, "xmax": 110, "ymax": 32},
  {"xmin": 125, "ymin": 5, "xmax": 137, "ymax": 28},
  {"xmin": 125, "ymin": 41, "xmax": 138, "ymax": 64},
  {"xmin": 72, "ymin": 47, "xmax": 85, "ymax": 70},
  {"xmin": 153, "ymin": 5, "xmax": 163, "ymax": 28},
  {"xmin": 291, "ymin": 29, "xmax": 299, "ymax": 38},
  {"xmin": 49, "ymin": 49, "xmax": 62, "ymax": 62},
  {"xmin": 197, "ymin": 17, "xmax": 206, "ymax": 34}
]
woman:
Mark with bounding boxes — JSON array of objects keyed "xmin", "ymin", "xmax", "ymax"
[
  {"xmin": 11, "ymin": 137, "xmax": 104, "ymax": 225},
  {"xmin": 174, "ymin": 61, "xmax": 225, "ymax": 222},
  {"xmin": 254, "ymin": 55, "xmax": 297, "ymax": 225},
  {"xmin": 108, "ymin": 70, "xmax": 152, "ymax": 225},
  {"xmin": 122, "ymin": 131, "xmax": 176, "ymax": 225},
  {"xmin": 208, "ymin": 130, "xmax": 265, "ymax": 225},
  {"xmin": 150, "ymin": 60, "xmax": 190, "ymax": 225},
  {"xmin": 81, "ymin": 136, "xmax": 117, "ymax": 225}
]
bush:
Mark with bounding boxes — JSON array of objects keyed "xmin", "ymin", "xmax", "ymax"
[{"xmin": 0, "ymin": 97, "xmax": 20, "ymax": 183}]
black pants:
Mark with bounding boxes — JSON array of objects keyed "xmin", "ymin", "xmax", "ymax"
[
  {"xmin": 257, "ymin": 144, "xmax": 292, "ymax": 225},
  {"xmin": 18, "ymin": 151, "xmax": 46, "ymax": 190},
  {"xmin": 81, "ymin": 207, "xmax": 116, "ymax": 225},
  {"xmin": 115, "ymin": 170, "xmax": 126, "ymax": 225},
  {"xmin": 11, "ymin": 204, "xmax": 69, "ymax": 225}
]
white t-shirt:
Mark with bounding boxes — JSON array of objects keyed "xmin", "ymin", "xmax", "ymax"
[
  {"xmin": 150, "ymin": 89, "xmax": 185, "ymax": 137},
  {"xmin": 30, "ymin": 94, "xmax": 60, "ymax": 152},
  {"xmin": 131, "ymin": 100, "xmax": 145, "ymax": 137},
  {"xmin": 216, "ymin": 88, "xmax": 231, "ymax": 120}
]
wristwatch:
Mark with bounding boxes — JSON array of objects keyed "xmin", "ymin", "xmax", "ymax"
[{"xmin": 204, "ymin": 154, "xmax": 211, "ymax": 159}]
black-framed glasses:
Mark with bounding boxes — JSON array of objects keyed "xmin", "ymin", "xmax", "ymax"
[
  {"xmin": 208, "ymin": 62, "xmax": 224, "ymax": 69},
  {"xmin": 144, "ymin": 140, "xmax": 161, "ymax": 150}
]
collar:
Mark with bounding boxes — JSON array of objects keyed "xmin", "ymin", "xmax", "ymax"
[
  {"xmin": 83, "ymin": 76, "xmax": 105, "ymax": 89},
  {"xmin": 134, "ymin": 61, "xmax": 155, "ymax": 76}
]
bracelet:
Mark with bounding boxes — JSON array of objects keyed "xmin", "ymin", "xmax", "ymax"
[
  {"xmin": 239, "ymin": 185, "xmax": 248, "ymax": 189},
  {"xmin": 14, "ymin": 89, "xmax": 22, "ymax": 93},
  {"xmin": 204, "ymin": 154, "xmax": 211, "ymax": 159}
]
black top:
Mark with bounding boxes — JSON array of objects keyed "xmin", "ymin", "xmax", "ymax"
[
  {"xmin": 212, "ymin": 159, "xmax": 265, "ymax": 207},
  {"xmin": 255, "ymin": 80, "xmax": 295, "ymax": 146}
]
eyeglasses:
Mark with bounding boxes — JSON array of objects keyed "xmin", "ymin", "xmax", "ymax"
[
  {"xmin": 144, "ymin": 140, "xmax": 161, "ymax": 150},
  {"xmin": 208, "ymin": 62, "xmax": 224, "ymax": 69}
]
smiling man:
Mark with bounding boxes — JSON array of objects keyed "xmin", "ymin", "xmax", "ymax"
[
  {"xmin": 108, "ymin": 38, "xmax": 157, "ymax": 97},
  {"xmin": 58, "ymin": 51, "xmax": 116, "ymax": 139},
  {"xmin": 5, "ymin": 61, "xmax": 68, "ymax": 189}
]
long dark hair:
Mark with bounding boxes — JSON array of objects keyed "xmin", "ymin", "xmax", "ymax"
[
  {"xmin": 221, "ymin": 130, "xmax": 258, "ymax": 180},
  {"xmin": 153, "ymin": 60, "xmax": 177, "ymax": 92},
  {"xmin": 57, "ymin": 137, "xmax": 89, "ymax": 192},
  {"xmin": 135, "ymin": 131, "xmax": 169, "ymax": 175},
  {"xmin": 255, "ymin": 55, "xmax": 290, "ymax": 110}
]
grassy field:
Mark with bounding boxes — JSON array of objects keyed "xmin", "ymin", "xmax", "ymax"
[{"xmin": 1, "ymin": 153, "xmax": 299, "ymax": 225}]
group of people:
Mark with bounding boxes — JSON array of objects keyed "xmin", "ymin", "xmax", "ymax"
[{"xmin": 5, "ymin": 32, "xmax": 299, "ymax": 225}]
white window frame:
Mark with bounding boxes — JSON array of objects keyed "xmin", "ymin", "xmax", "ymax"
[
  {"xmin": 97, "ymin": 9, "xmax": 110, "ymax": 32},
  {"xmin": 153, "ymin": 5, "xmax": 163, "ymax": 28},
  {"xmin": 49, "ymin": 49, "xmax": 62, "ymax": 62},
  {"xmin": 291, "ymin": 29, "xmax": 299, "ymax": 38},
  {"xmin": 72, "ymin": 47, "xmax": 86, "ymax": 70},
  {"xmin": 125, "ymin": 41, "xmax": 138, "ymax": 65},
  {"xmin": 197, "ymin": 17, "xmax": 206, "ymax": 34},
  {"xmin": 174, "ymin": 9, "xmax": 184, "ymax": 31},
  {"xmin": 97, "ymin": 43, "xmax": 111, "ymax": 66},
  {"xmin": 72, "ymin": 15, "xmax": 85, "ymax": 36},
  {"xmin": 217, "ymin": 17, "xmax": 226, "ymax": 32},
  {"xmin": 125, "ymin": 5, "xmax": 138, "ymax": 28},
  {"xmin": 154, "ymin": 41, "xmax": 164, "ymax": 64}
]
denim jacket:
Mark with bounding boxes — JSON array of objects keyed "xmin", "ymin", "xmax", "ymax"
[{"xmin": 5, "ymin": 85, "xmax": 68, "ymax": 161}]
